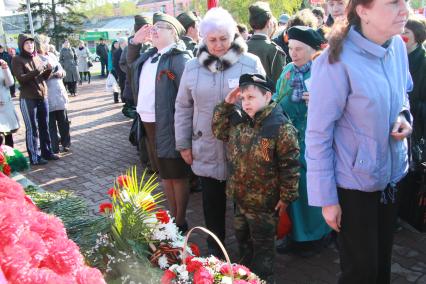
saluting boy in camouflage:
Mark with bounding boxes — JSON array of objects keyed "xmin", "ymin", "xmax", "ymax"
[{"xmin": 212, "ymin": 73, "xmax": 300, "ymax": 283}]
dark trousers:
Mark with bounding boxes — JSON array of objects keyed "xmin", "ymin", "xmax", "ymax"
[
  {"xmin": 337, "ymin": 187, "xmax": 398, "ymax": 284},
  {"xmin": 0, "ymin": 134, "xmax": 14, "ymax": 147},
  {"xmin": 199, "ymin": 176, "xmax": 227, "ymax": 255},
  {"xmin": 79, "ymin": 72, "xmax": 91, "ymax": 83},
  {"xmin": 100, "ymin": 58, "xmax": 108, "ymax": 76},
  {"xmin": 20, "ymin": 98, "xmax": 53, "ymax": 163},
  {"xmin": 9, "ymin": 84, "xmax": 15, "ymax": 97},
  {"xmin": 49, "ymin": 110, "xmax": 71, "ymax": 153},
  {"xmin": 64, "ymin": 81, "xmax": 77, "ymax": 95},
  {"xmin": 111, "ymin": 70, "xmax": 120, "ymax": 102}
]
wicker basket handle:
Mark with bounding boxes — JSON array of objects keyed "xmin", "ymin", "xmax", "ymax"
[{"xmin": 182, "ymin": 226, "xmax": 234, "ymax": 282}]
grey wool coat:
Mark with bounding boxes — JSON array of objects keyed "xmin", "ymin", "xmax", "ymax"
[
  {"xmin": 59, "ymin": 47, "xmax": 80, "ymax": 82},
  {"xmin": 174, "ymin": 34, "xmax": 265, "ymax": 181}
]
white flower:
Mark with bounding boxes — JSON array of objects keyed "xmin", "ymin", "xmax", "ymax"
[
  {"xmin": 179, "ymin": 270, "xmax": 189, "ymax": 281},
  {"xmin": 120, "ymin": 190, "xmax": 130, "ymax": 202},
  {"xmin": 143, "ymin": 215, "xmax": 158, "ymax": 226},
  {"xmin": 221, "ymin": 276, "xmax": 232, "ymax": 284},
  {"xmin": 158, "ymin": 255, "xmax": 169, "ymax": 269},
  {"xmin": 176, "ymin": 264, "xmax": 188, "ymax": 275},
  {"xmin": 207, "ymin": 256, "xmax": 219, "ymax": 265},
  {"xmin": 237, "ymin": 268, "xmax": 247, "ymax": 276},
  {"xmin": 169, "ymin": 264, "xmax": 180, "ymax": 272}
]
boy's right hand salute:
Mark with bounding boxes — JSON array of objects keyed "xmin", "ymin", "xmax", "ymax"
[{"xmin": 225, "ymin": 87, "xmax": 240, "ymax": 104}]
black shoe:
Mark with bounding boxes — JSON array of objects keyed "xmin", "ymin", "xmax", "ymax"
[
  {"xmin": 276, "ymin": 239, "xmax": 295, "ymax": 255},
  {"xmin": 45, "ymin": 154, "xmax": 60, "ymax": 161},
  {"xmin": 177, "ymin": 221, "xmax": 188, "ymax": 234},
  {"xmin": 31, "ymin": 158, "xmax": 48, "ymax": 165}
]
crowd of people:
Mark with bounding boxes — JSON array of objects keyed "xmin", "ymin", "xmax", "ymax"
[{"xmin": 0, "ymin": 0, "xmax": 424, "ymax": 282}]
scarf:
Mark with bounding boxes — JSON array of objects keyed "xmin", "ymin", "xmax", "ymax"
[
  {"xmin": 290, "ymin": 61, "xmax": 311, "ymax": 102},
  {"xmin": 197, "ymin": 34, "xmax": 247, "ymax": 73}
]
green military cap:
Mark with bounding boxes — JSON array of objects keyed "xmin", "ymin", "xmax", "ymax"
[
  {"xmin": 153, "ymin": 12, "xmax": 185, "ymax": 37},
  {"xmin": 239, "ymin": 73, "xmax": 275, "ymax": 93},
  {"xmin": 134, "ymin": 15, "xmax": 152, "ymax": 32},
  {"xmin": 176, "ymin": 11, "xmax": 198, "ymax": 31},
  {"xmin": 249, "ymin": 1, "xmax": 273, "ymax": 24}
]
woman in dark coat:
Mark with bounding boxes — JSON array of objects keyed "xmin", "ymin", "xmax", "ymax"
[
  {"xmin": 112, "ymin": 38, "xmax": 127, "ymax": 103},
  {"xmin": 403, "ymin": 16, "xmax": 426, "ymax": 161},
  {"xmin": 127, "ymin": 13, "xmax": 192, "ymax": 233},
  {"xmin": 398, "ymin": 16, "xmax": 426, "ymax": 227},
  {"xmin": 60, "ymin": 40, "xmax": 79, "ymax": 97}
]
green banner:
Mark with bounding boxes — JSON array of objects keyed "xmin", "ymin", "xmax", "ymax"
[{"xmin": 79, "ymin": 31, "xmax": 109, "ymax": 41}]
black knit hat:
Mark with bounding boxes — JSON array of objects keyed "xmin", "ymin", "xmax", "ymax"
[
  {"xmin": 239, "ymin": 73, "xmax": 275, "ymax": 93},
  {"xmin": 287, "ymin": 26, "xmax": 323, "ymax": 50}
]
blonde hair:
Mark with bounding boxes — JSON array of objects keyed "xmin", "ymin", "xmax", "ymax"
[{"xmin": 35, "ymin": 34, "xmax": 50, "ymax": 54}]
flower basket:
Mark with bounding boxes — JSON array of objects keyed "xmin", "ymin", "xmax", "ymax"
[
  {"xmin": 162, "ymin": 226, "xmax": 265, "ymax": 284},
  {"xmin": 183, "ymin": 226, "xmax": 234, "ymax": 282}
]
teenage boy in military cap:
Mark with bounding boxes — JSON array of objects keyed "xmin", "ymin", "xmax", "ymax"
[
  {"xmin": 212, "ymin": 73, "xmax": 300, "ymax": 283},
  {"xmin": 247, "ymin": 2, "xmax": 287, "ymax": 84},
  {"xmin": 176, "ymin": 11, "xmax": 200, "ymax": 56}
]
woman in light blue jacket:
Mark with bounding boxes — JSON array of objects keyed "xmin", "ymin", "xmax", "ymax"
[{"xmin": 305, "ymin": 0, "xmax": 411, "ymax": 282}]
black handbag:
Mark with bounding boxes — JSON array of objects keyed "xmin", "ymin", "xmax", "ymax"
[
  {"xmin": 87, "ymin": 61, "xmax": 93, "ymax": 68},
  {"xmin": 129, "ymin": 117, "xmax": 138, "ymax": 146}
]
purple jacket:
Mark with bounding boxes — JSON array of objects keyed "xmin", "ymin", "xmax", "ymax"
[{"xmin": 306, "ymin": 26, "xmax": 412, "ymax": 207}]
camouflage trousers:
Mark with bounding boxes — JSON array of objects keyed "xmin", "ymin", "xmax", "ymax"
[{"xmin": 234, "ymin": 204, "xmax": 278, "ymax": 284}]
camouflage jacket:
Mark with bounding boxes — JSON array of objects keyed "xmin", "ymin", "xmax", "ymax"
[{"xmin": 212, "ymin": 101, "xmax": 300, "ymax": 212}]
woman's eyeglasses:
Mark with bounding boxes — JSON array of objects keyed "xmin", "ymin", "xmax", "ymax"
[{"xmin": 152, "ymin": 25, "xmax": 173, "ymax": 31}]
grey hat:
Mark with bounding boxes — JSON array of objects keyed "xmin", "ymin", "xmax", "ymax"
[{"xmin": 279, "ymin": 14, "xmax": 290, "ymax": 24}]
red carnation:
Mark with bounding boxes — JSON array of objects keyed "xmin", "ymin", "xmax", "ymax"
[
  {"xmin": 99, "ymin": 203, "xmax": 113, "ymax": 213},
  {"xmin": 186, "ymin": 257, "xmax": 203, "ymax": 273},
  {"xmin": 3, "ymin": 164, "xmax": 11, "ymax": 176},
  {"xmin": 0, "ymin": 153, "xmax": 5, "ymax": 165},
  {"xmin": 156, "ymin": 209, "xmax": 170, "ymax": 224},
  {"xmin": 189, "ymin": 243, "xmax": 200, "ymax": 257},
  {"xmin": 117, "ymin": 175, "xmax": 130, "ymax": 187},
  {"xmin": 193, "ymin": 267, "xmax": 214, "ymax": 284},
  {"xmin": 107, "ymin": 188, "xmax": 118, "ymax": 198},
  {"xmin": 161, "ymin": 270, "xmax": 176, "ymax": 284},
  {"xmin": 220, "ymin": 264, "xmax": 232, "ymax": 276}
]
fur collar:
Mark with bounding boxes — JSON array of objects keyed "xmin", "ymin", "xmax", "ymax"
[{"xmin": 197, "ymin": 34, "xmax": 247, "ymax": 73}]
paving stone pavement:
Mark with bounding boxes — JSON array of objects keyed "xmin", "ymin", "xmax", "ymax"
[{"xmin": 12, "ymin": 78, "xmax": 426, "ymax": 284}]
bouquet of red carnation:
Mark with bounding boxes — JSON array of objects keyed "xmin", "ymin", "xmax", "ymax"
[{"xmin": 0, "ymin": 173, "xmax": 105, "ymax": 284}]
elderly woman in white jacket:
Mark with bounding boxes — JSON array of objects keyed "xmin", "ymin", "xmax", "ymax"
[
  {"xmin": 175, "ymin": 7, "xmax": 265, "ymax": 257},
  {"xmin": 0, "ymin": 59, "xmax": 19, "ymax": 147}
]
